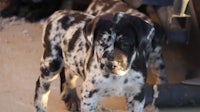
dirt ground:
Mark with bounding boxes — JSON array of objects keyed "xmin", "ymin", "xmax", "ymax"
[{"xmin": 0, "ymin": 17, "xmax": 200, "ymax": 112}]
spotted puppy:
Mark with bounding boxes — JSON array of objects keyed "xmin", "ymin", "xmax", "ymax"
[{"xmin": 34, "ymin": 10, "xmax": 155, "ymax": 112}]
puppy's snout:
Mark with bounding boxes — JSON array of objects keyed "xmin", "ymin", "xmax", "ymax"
[{"xmin": 107, "ymin": 62, "xmax": 117, "ymax": 70}]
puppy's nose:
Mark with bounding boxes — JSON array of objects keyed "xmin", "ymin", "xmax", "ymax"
[{"xmin": 107, "ymin": 62, "xmax": 117, "ymax": 70}]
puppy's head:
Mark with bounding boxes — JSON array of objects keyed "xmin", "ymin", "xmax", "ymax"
[{"xmin": 85, "ymin": 12, "xmax": 155, "ymax": 76}]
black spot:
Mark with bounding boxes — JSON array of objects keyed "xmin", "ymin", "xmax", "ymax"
[
  {"xmin": 83, "ymin": 102, "xmax": 89, "ymax": 105},
  {"xmin": 58, "ymin": 16, "xmax": 71, "ymax": 30},
  {"xmin": 59, "ymin": 68, "xmax": 66, "ymax": 92},
  {"xmin": 68, "ymin": 28, "xmax": 81, "ymax": 52},
  {"xmin": 43, "ymin": 83, "xmax": 50, "ymax": 91},
  {"xmin": 134, "ymin": 90, "xmax": 144, "ymax": 102},
  {"xmin": 35, "ymin": 106, "xmax": 41, "ymax": 112},
  {"xmin": 102, "ymin": 51, "xmax": 109, "ymax": 58},
  {"xmin": 104, "ymin": 74, "xmax": 109, "ymax": 78},
  {"xmin": 82, "ymin": 69, "xmax": 86, "ymax": 80},
  {"xmin": 135, "ymin": 76, "xmax": 141, "ymax": 79},
  {"xmin": 85, "ymin": 43, "xmax": 90, "ymax": 51},
  {"xmin": 74, "ymin": 56, "xmax": 77, "ymax": 60},
  {"xmin": 160, "ymin": 64, "xmax": 165, "ymax": 70},
  {"xmin": 76, "ymin": 68, "xmax": 82, "ymax": 75},
  {"xmin": 88, "ymin": 89, "xmax": 99, "ymax": 98},
  {"xmin": 104, "ymin": 90, "xmax": 108, "ymax": 93},
  {"xmin": 77, "ymin": 47, "xmax": 83, "ymax": 52},
  {"xmin": 43, "ymin": 23, "xmax": 52, "ymax": 58},
  {"xmin": 40, "ymin": 67, "xmax": 50, "ymax": 77},
  {"xmin": 78, "ymin": 42, "xmax": 83, "ymax": 47},
  {"xmin": 124, "ymin": 78, "xmax": 128, "ymax": 84},
  {"xmin": 54, "ymin": 45, "xmax": 62, "ymax": 57},
  {"xmin": 49, "ymin": 58, "xmax": 63, "ymax": 72},
  {"xmin": 34, "ymin": 78, "xmax": 40, "ymax": 100},
  {"xmin": 63, "ymin": 39, "xmax": 67, "ymax": 45},
  {"xmin": 91, "ymin": 80, "xmax": 95, "ymax": 84},
  {"xmin": 129, "ymin": 101, "xmax": 133, "ymax": 104},
  {"xmin": 100, "ymin": 64, "xmax": 104, "ymax": 69}
]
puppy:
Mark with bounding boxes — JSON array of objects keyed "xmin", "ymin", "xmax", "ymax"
[{"xmin": 34, "ymin": 10, "xmax": 155, "ymax": 112}]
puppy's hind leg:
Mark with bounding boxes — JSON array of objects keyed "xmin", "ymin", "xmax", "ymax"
[
  {"xmin": 34, "ymin": 21, "xmax": 64, "ymax": 112},
  {"xmin": 34, "ymin": 50, "xmax": 64, "ymax": 112}
]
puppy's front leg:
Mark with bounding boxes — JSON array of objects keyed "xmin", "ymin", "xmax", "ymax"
[{"xmin": 81, "ymin": 81, "xmax": 100, "ymax": 112}]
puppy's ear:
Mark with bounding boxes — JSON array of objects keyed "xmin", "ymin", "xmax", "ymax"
[
  {"xmin": 130, "ymin": 16, "xmax": 155, "ymax": 52},
  {"xmin": 115, "ymin": 13, "xmax": 155, "ymax": 52}
]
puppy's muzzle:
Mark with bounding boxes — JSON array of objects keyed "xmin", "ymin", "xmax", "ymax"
[{"xmin": 105, "ymin": 49, "xmax": 129, "ymax": 76}]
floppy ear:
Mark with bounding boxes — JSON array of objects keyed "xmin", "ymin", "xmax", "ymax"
[
  {"xmin": 115, "ymin": 13, "xmax": 155, "ymax": 52},
  {"xmin": 130, "ymin": 16, "xmax": 155, "ymax": 52}
]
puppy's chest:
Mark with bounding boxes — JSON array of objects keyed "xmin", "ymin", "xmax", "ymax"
[{"xmin": 96, "ymin": 70, "xmax": 145, "ymax": 96}]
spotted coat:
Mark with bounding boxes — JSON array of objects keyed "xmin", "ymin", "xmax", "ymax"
[{"xmin": 34, "ymin": 9, "xmax": 156, "ymax": 112}]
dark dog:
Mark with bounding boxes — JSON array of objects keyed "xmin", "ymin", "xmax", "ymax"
[
  {"xmin": 0, "ymin": 0, "xmax": 63, "ymax": 22},
  {"xmin": 0, "ymin": 0, "xmax": 92, "ymax": 22},
  {"xmin": 34, "ymin": 9, "xmax": 155, "ymax": 112}
]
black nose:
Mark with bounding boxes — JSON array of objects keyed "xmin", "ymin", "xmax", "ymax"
[{"xmin": 107, "ymin": 62, "xmax": 117, "ymax": 70}]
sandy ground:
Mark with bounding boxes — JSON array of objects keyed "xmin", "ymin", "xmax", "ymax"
[
  {"xmin": 1, "ymin": 17, "xmax": 200, "ymax": 112},
  {"xmin": 0, "ymin": 17, "xmax": 68, "ymax": 112}
]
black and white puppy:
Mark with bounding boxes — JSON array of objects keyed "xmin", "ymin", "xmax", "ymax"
[
  {"xmin": 85, "ymin": 0, "xmax": 168, "ymax": 108},
  {"xmin": 59, "ymin": 0, "xmax": 168, "ymax": 111},
  {"xmin": 34, "ymin": 9, "xmax": 155, "ymax": 112}
]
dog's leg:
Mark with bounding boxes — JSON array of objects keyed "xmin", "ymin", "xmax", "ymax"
[
  {"xmin": 34, "ymin": 52, "xmax": 64, "ymax": 112},
  {"xmin": 126, "ymin": 91, "xmax": 145, "ymax": 112},
  {"xmin": 81, "ymin": 81, "xmax": 100, "ymax": 112},
  {"xmin": 60, "ymin": 69, "xmax": 80, "ymax": 111},
  {"xmin": 34, "ymin": 20, "xmax": 65, "ymax": 112}
]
